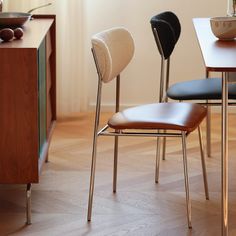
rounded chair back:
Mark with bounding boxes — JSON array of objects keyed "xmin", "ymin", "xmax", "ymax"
[
  {"xmin": 92, "ymin": 27, "xmax": 135, "ymax": 83},
  {"xmin": 150, "ymin": 11, "xmax": 181, "ymax": 59}
]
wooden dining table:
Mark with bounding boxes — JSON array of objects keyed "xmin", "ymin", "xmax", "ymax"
[{"xmin": 193, "ymin": 18, "xmax": 236, "ymax": 236}]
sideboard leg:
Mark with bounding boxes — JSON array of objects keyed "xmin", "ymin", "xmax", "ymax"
[
  {"xmin": 26, "ymin": 183, "xmax": 32, "ymax": 225},
  {"xmin": 45, "ymin": 153, "xmax": 49, "ymax": 163}
]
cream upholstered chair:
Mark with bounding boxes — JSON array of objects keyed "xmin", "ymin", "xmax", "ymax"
[{"xmin": 87, "ymin": 27, "xmax": 209, "ymax": 228}]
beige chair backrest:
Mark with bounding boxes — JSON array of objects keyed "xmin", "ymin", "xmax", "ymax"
[{"xmin": 91, "ymin": 27, "xmax": 135, "ymax": 83}]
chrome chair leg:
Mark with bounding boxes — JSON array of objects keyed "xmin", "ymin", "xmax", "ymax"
[
  {"xmin": 198, "ymin": 126, "xmax": 209, "ymax": 200},
  {"xmin": 155, "ymin": 137, "xmax": 161, "ymax": 183},
  {"xmin": 206, "ymin": 105, "xmax": 211, "ymax": 157},
  {"xmin": 181, "ymin": 132, "xmax": 192, "ymax": 229},
  {"xmin": 162, "ymin": 136, "xmax": 166, "ymax": 160},
  {"xmin": 113, "ymin": 136, "xmax": 119, "ymax": 193},
  {"xmin": 26, "ymin": 183, "xmax": 32, "ymax": 225},
  {"xmin": 87, "ymin": 71, "xmax": 102, "ymax": 222},
  {"xmin": 87, "ymin": 135, "xmax": 99, "ymax": 221}
]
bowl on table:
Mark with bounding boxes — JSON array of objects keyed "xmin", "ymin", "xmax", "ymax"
[{"xmin": 210, "ymin": 16, "xmax": 236, "ymax": 40}]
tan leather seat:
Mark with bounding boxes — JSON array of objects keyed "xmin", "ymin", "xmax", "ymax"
[{"xmin": 108, "ymin": 102, "xmax": 206, "ymax": 132}]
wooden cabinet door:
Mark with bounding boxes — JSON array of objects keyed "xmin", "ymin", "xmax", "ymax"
[{"xmin": 38, "ymin": 39, "xmax": 47, "ymax": 158}]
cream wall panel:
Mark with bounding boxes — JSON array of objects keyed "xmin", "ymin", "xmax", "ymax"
[
  {"xmin": 4, "ymin": 0, "xmax": 85, "ymax": 116},
  {"xmin": 85, "ymin": 0, "xmax": 226, "ymax": 110},
  {"xmin": 3, "ymin": 0, "xmax": 228, "ymax": 114}
]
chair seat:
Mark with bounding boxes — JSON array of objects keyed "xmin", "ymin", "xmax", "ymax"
[
  {"xmin": 108, "ymin": 102, "xmax": 206, "ymax": 132},
  {"xmin": 167, "ymin": 78, "xmax": 236, "ymax": 100}
]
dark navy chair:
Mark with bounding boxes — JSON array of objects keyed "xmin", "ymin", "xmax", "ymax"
[{"xmin": 150, "ymin": 11, "xmax": 236, "ymax": 158}]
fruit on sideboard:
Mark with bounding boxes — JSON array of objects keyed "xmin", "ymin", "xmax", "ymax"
[
  {"xmin": 0, "ymin": 28, "xmax": 14, "ymax": 42},
  {"xmin": 14, "ymin": 27, "xmax": 24, "ymax": 39}
]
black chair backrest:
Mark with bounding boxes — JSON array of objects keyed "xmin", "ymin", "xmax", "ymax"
[{"xmin": 150, "ymin": 11, "xmax": 181, "ymax": 59}]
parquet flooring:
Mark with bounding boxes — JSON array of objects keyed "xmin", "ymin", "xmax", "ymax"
[{"xmin": 1, "ymin": 112, "xmax": 236, "ymax": 235}]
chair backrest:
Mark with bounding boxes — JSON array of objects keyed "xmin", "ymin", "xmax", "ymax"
[
  {"xmin": 91, "ymin": 27, "xmax": 135, "ymax": 83},
  {"xmin": 150, "ymin": 11, "xmax": 181, "ymax": 59}
]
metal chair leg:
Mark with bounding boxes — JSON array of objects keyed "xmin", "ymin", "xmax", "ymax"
[
  {"xmin": 155, "ymin": 137, "xmax": 161, "ymax": 183},
  {"xmin": 87, "ymin": 134, "xmax": 99, "ymax": 221},
  {"xmin": 181, "ymin": 132, "xmax": 192, "ymax": 229},
  {"xmin": 206, "ymin": 105, "xmax": 211, "ymax": 157},
  {"xmin": 162, "ymin": 136, "xmax": 166, "ymax": 160},
  {"xmin": 26, "ymin": 183, "xmax": 32, "ymax": 225},
  {"xmin": 87, "ymin": 67, "xmax": 102, "ymax": 222},
  {"xmin": 113, "ymin": 136, "xmax": 118, "ymax": 193},
  {"xmin": 198, "ymin": 126, "xmax": 209, "ymax": 200}
]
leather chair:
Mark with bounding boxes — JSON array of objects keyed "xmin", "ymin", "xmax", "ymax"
[
  {"xmin": 150, "ymin": 11, "xmax": 236, "ymax": 158},
  {"xmin": 87, "ymin": 27, "xmax": 209, "ymax": 228}
]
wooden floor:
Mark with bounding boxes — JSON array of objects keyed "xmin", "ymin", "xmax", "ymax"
[{"xmin": 2, "ymin": 112, "xmax": 236, "ymax": 235}]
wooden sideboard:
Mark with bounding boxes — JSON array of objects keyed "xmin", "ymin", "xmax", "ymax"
[{"xmin": 0, "ymin": 15, "xmax": 56, "ymax": 185}]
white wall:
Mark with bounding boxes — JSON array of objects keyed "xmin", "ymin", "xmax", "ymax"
[
  {"xmin": 84, "ymin": 0, "xmax": 226, "ymax": 110},
  {"xmin": 3, "ymin": 0, "xmax": 228, "ymax": 114},
  {"xmin": 4, "ymin": 0, "xmax": 85, "ymax": 116}
]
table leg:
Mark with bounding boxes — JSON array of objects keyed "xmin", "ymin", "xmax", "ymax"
[{"xmin": 222, "ymin": 72, "xmax": 229, "ymax": 236}]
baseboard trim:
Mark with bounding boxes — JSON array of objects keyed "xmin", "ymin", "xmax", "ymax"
[{"xmin": 88, "ymin": 102, "xmax": 236, "ymax": 113}]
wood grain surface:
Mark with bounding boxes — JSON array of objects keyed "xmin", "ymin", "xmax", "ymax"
[{"xmin": 1, "ymin": 112, "xmax": 236, "ymax": 235}]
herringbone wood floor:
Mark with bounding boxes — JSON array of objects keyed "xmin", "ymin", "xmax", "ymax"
[{"xmin": 1, "ymin": 112, "xmax": 236, "ymax": 236}]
